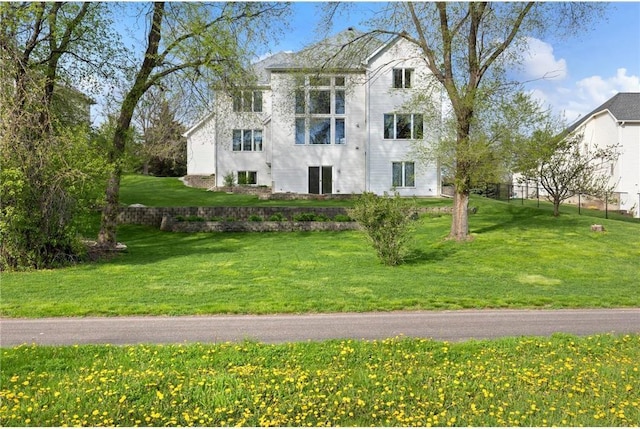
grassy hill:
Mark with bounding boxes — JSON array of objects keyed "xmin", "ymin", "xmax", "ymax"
[{"xmin": 2, "ymin": 175, "xmax": 639, "ymax": 317}]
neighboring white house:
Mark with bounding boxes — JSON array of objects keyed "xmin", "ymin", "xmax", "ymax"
[
  {"xmin": 184, "ymin": 28, "xmax": 442, "ymax": 197},
  {"xmin": 568, "ymin": 92, "xmax": 640, "ymax": 217}
]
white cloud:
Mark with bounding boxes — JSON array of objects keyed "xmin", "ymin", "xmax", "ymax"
[
  {"xmin": 530, "ymin": 68, "xmax": 640, "ymax": 124},
  {"xmin": 521, "ymin": 37, "xmax": 567, "ymax": 81}
]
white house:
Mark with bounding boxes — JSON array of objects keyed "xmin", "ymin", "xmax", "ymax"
[
  {"xmin": 567, "ymin": 92, "xmax": 640, "ymax": 217},
  {"xmin": 184, "ymin": 28, "xmax": 442, "ymax": 197}
]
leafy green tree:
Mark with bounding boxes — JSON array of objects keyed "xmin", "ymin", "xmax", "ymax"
[
  {"xmin": 322, "ymin": 2, "xmax": 606, "ymax": 240},
  {"xmin": 134, "ymin": 90, "xmax": 187, "ymax": 177},
  {"xmin": 348, "ymin": 192, "xmax": 417, "ymax": 266},
  {"xmin": 0, "ymin": 2, "xmax": 117, "ymax": 269},
  {"xmin": 98, "ymin": 2, "xmax": 290, "ymax": 246}
]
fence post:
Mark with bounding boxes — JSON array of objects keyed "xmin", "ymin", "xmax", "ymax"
[{"xmin": 578, "ymin": 193, "xmax": 581, "ymax": 215}]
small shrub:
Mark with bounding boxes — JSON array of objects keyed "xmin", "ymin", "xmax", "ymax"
[
  {"xmin": 248, "ymin": 214, "xmax": 263, "ymax": 222},
  {"xmin": 223, "ymin": 172, "xmax": 235, "ymax": 187},
  {"xmin": 293, "ymin": 212, "xmax": 318, "ymax": 222},
  {"xmin": 208, "ymin": 216, "xmax": 223, "ymax": 222},
  {"xmin": 268, "ymin": 213, "xmax": 285, "ymax": 221},
  {"xmin": 348, "ymin": 192, "xmax": 417, "ymax": 266},
  {"xmin": 225, "ymin": 216, "xmax": 235, "ymax": 222},
  {"xmin": 185, "ymin": 215, "xmax": 205, "ymax": 222},
  {"xmin": 333, "ymin": 214, "xmax": 353, "ymax": 222},
  {"xmin": 175, "ymin": 215, "xmax": 186, "ymax": 222}
]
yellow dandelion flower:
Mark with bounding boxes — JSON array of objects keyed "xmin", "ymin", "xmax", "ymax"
[{"xmin": 156, "ymin": 390, "xmax": 164, "ymax": 400}]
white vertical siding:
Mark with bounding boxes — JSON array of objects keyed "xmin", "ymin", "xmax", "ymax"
[
  {"xmin": 579, "ymin": 113, "xmax": 640, "ymax": 217},
  {"xmin": 269, "ymin": 73, "xmax": 367, "ymax": 194},
  {"xmin": 186, "ymin": 118, "xmax": 216, "ymax": 175},
  {"xmin": 366, "ymin": 38, "xmax": 440, "ymax": 196},
  {"xmin": 186, "ymin": 36, "xmax": 442, "ymax": 197}
]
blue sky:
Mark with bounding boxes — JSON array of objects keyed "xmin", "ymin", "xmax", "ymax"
[
  {"xmin": 98, "ymin": 2, "xmax": 639, "ymax": 126},
  {"xmin": 264, "ymin": 2, "xmax": 640, "ymax": 123}
]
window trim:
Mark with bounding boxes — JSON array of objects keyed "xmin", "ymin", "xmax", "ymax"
[
  {"xmin": 392, "ymin": 161, "xmax": 416, "ymax": 188},
  {"xmin": 237, "ymin": 170, "xmax": 257, "ymax": 185},
  {"xmin": 294, "ymin": 75, "xmax": 347, "ymax": 145},
  {"xmin": 384, "ymin": 113, "xmax": 424, "ymax": 140},
  {"xmin": 232, "ymin": 90, "xmax": 263, "ymax": 113},
  {"xmin": 232, "ymin": 129, "xmax": 263, "ymax": 152},
  {"xmin": 392, "ymin": 68, "xmax": 413, "ymax": 89}
]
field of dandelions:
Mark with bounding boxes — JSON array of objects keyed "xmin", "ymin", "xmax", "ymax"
[{"xmin": 1, "ymin": 334, "xmax": 638, "ymax": 427}]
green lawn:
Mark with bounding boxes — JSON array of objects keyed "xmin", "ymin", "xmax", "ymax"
[
  {"xmin": 1, "ymin": 334, "xmax": 638, "ymax": 426},
  {"xmin": 2, "ymin": 176, "xmax": 639, "ymax": 317},
  {"xmin": 119, "ymin": 174, "xmax": 455, "ymax": 208}
]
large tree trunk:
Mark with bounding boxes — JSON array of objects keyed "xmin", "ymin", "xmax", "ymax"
[
  {"xmin": 448, "ymin": 112, "xmax": 473, "ymax": 241},
  {"xmin": 450, "ymin": 190, "xmax": 470, "ymax": 240},
  {"xmin": 97, "ymin": 2, "xmax": 164, "ymax": 247},
  {"xmin": 553, "ymin": 198, "xmax": 561, "ymax": 217},
  {"xmin": 97, "ymin": 122, "xmax": 129, "ymax": 246},
  {"xmin": 98, "ymin": 170, "xmax": 122, "ymax": 245}
]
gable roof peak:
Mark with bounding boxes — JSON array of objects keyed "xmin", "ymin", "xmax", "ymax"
[{"xmin": 568, "ymin": 92, "xmax": 640, "ymax": 131}]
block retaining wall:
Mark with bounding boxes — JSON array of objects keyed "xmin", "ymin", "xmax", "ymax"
[
  {"xmin": 118, "ymin": 206, "xmax": 453, "ymax": 227},
  {"xmin": 118, "ymin": 207, "xmax": 351, "ymax": 227},
  {"xmin": 166, "ymin": 221, "xmax": 361, "ymax": 233}
]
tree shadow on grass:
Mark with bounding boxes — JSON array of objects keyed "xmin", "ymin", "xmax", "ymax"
[
  {"xmin": 403, "ymin": 244, "xmax": 458, "ymax": 265},
  {"xmin": 471, "ymin": 204, "xmax": 552, "ymax": 235},
  {"xmin": 85, "ymin": 227, "xmax": 243, "ymax": 268}
]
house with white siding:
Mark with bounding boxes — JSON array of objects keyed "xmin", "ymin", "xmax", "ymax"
[
  {"xmin": 184, "ymin": 28, "xmax": 441, "ymax": 197},
  {"xmin": 567, "ymin": 92, "xmax": 640, "ymax": 217}
]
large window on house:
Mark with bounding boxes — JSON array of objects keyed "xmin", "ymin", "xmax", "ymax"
[
  {"xmin": 384, "ymin": 113, "xmax": 423, "ymax": 140},
  {"xmin": 392, "ymin": 161, "xmax": 415, "ymax": 187},
  {"xmin": 232, "ymin": 129, "xmax": 263, "ymax": 151},
  {"xmin": 393, "ymin": 68, "xmax": 413, "ymax": 88},
  {"xmin": 295, "ymin": 76, "xmax": 346, "ymax": 145},
  {"xmin": 237, "ymin": 171, "xmax": 257, "ymax": 185},
  {"xmin": 233, "ymin": 90, "xmax": 262, "ymax": 112}
]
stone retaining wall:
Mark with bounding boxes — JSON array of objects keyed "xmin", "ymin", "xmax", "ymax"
[
  {"xmin": 165, "ymin": 220, "xmax": 361, "ymax": 233},
  {"xmin": 118, "ymin": 206, "xmax": 352, "ymax": 227},
  {"xmin": 118, "ymin": 206, "xmax": 454, "ymax": 227}
]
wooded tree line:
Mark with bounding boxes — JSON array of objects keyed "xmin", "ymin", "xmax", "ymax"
[{"xmin": 1, "ymin": 2, "xmax": 615, "ymax": 270}]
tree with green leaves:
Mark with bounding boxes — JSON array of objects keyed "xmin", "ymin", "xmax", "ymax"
[
  {"xmin": 322, "ymin": 2, "xmax": 606, "ymax": 240},
  {"xmin": 97, "ymin": 2, "xmax": 290, "ymax": 246},
  {"xmin": 134, "ymin": 88, "xmax": 187, "ymax": 177},
  {"xmin": 0, "ymin": 2, "xmax": 118, "ymax": 269}
]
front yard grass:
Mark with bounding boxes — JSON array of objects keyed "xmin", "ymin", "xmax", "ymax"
[
  {"xmin": 1, "ymin": 334, "xmax": 638, "ymax": 426},
  {"xmin": 1, "ymin": 193, "xmax": 639, "ymax": 317}
]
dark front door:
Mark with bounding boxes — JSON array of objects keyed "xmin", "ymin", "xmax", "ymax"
[
  {"xmin": 308, "ymin": 166, "xmax": 332, "ymax": 194},
  {"xmin": 322, "ymin": 166, "xmax": 332, "ymax": 194}
]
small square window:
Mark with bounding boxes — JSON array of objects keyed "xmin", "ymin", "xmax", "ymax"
[
  {"xmin": 392, "ymin": 68, "xmax": 413, "ymax": 89},
  {"xmin": 335, "ymin": 76, "xmax": 345, "ymax": 87}
]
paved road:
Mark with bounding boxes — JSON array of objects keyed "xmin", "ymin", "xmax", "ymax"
[{"xmin": 2, "ymin": 309, "xmax": 639, "ymax": 346}]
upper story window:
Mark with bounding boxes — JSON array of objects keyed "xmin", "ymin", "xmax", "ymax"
[
  {"xmin": 233, "ymin": 90, "xmax": 262, "ymax": 112},
  {"xmin": 295, "ymin": 76, "xmax": 346, "ymax": 145},
  {"xmin": 393, "ymin": 68, "xmax": 413, "ymax": 89},
  {"xmin": 384, "ymin": 113, "xmax": 423, "ymax": 140},
  {"xmin": 232, "ymin": 129, "xmax": 263, "ymax": 151}
]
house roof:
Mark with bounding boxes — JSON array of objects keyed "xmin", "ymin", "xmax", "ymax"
[
  {"xmin": 253, "ymin": 28, "xmax": 386, "ymax": 80},
  {"xmin": 568, "ymin": 92, "xmax": 640, "ymax": 132}
]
